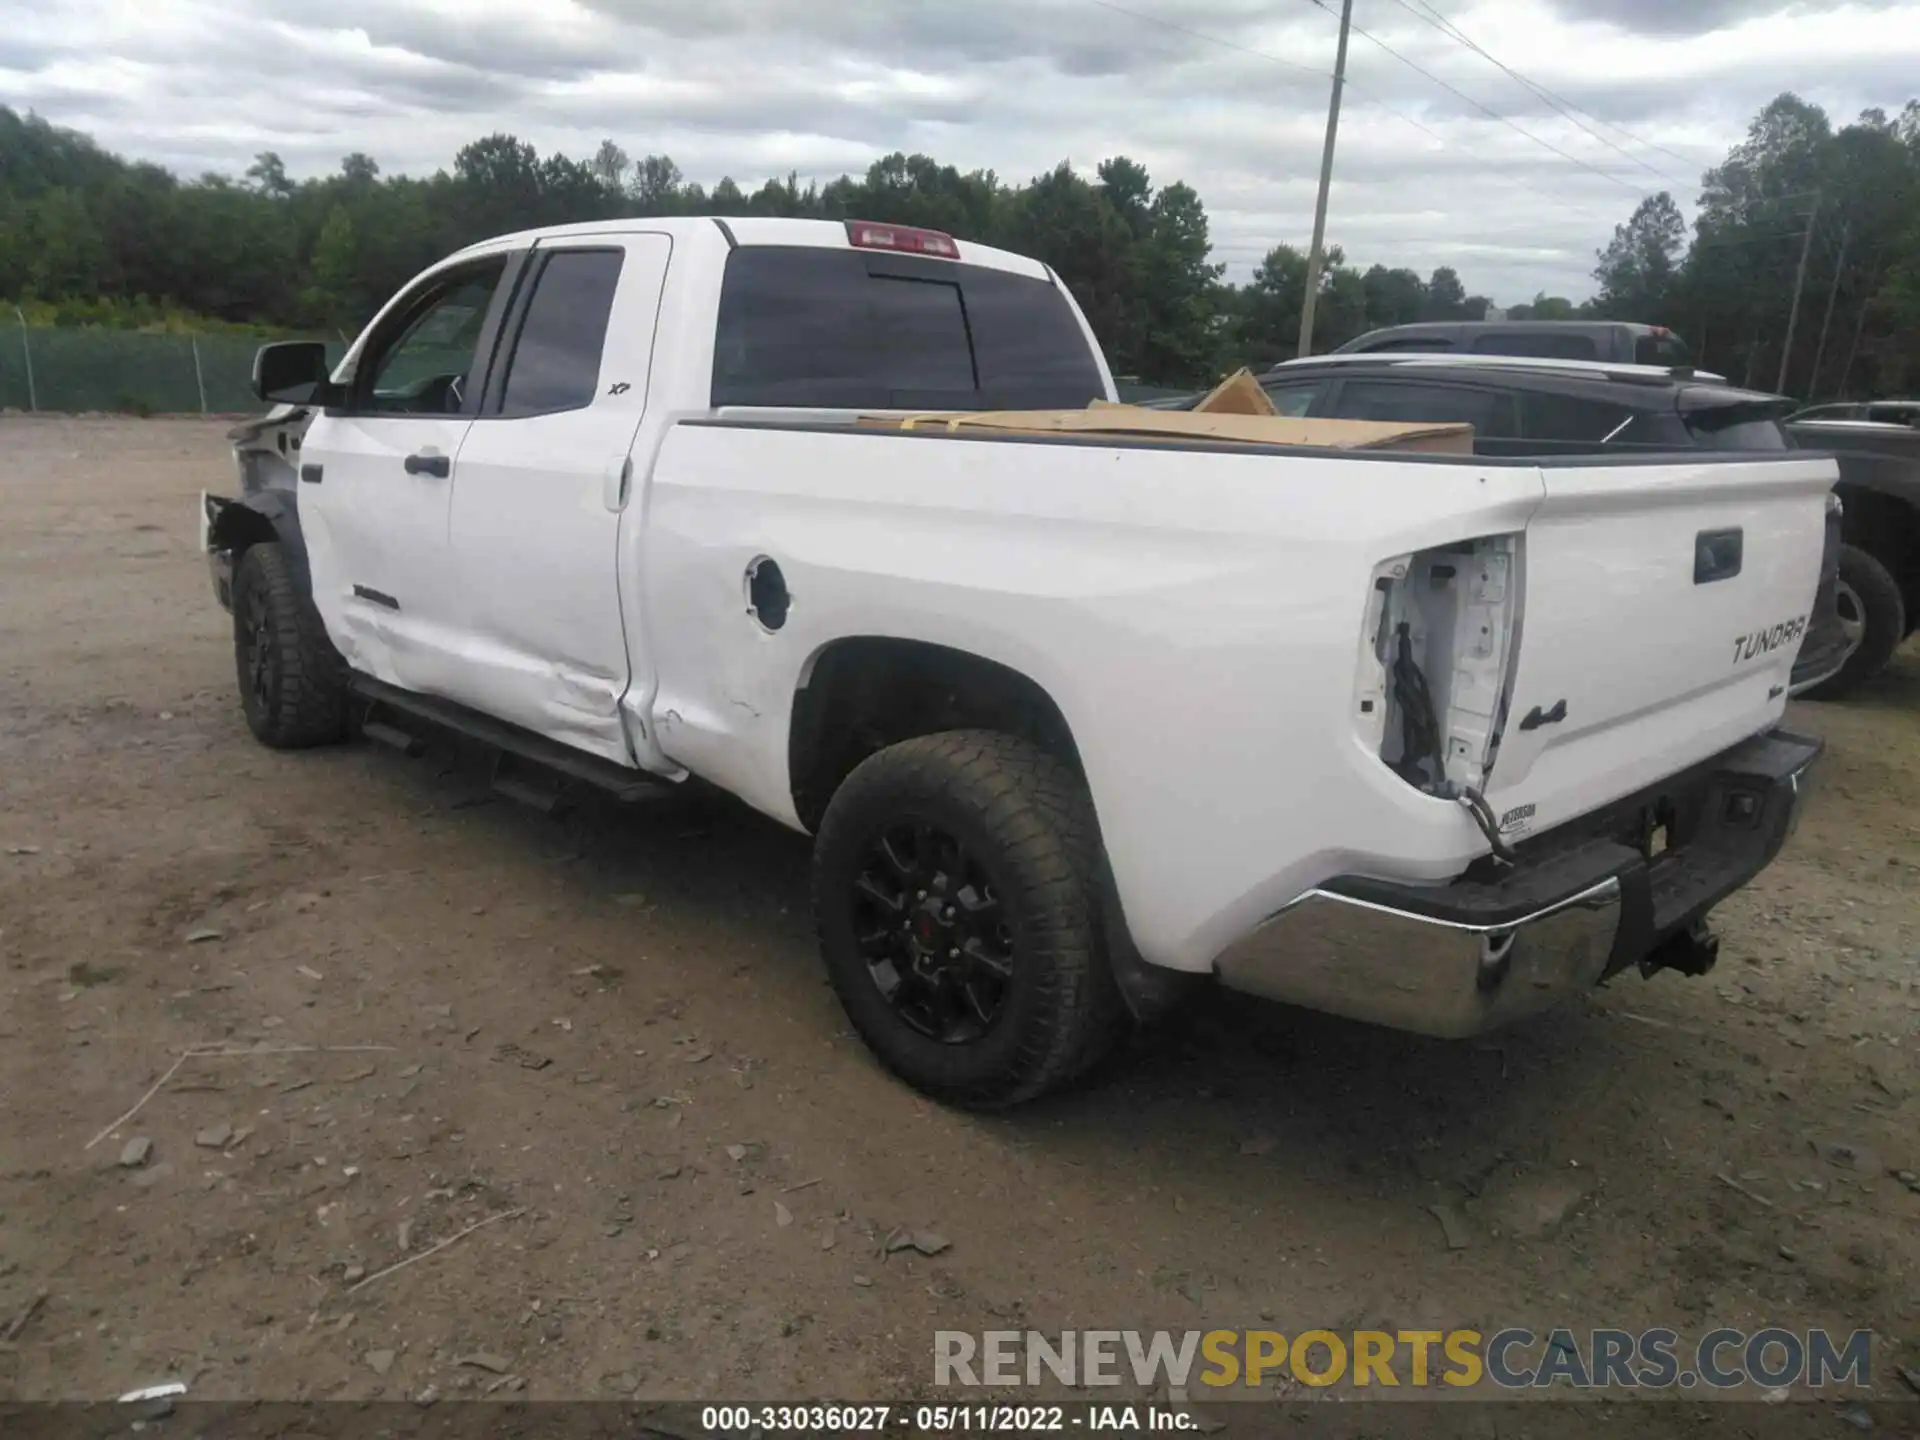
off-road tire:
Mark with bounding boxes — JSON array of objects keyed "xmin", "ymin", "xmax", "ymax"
[
  {"xmin": 1803, "ymin": 543, "xmax": 1907, "ymax": 700},
  {"xmin": 812, "ymin": 730, "xmax": 1123, "ymax": 1108},
  {"xmin": 232, "ymin": 542, "xmax": 348, "ymax": 748}
]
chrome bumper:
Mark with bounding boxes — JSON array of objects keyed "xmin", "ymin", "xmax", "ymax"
[{"xmin": 1214, "ymin": 728, "xmax": 1821, "ymax": 1037}]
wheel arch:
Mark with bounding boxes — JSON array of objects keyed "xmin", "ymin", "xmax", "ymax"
[
  {"xmin": 1834, "ymin": 482, "xmax": 1920, "ymax": 630},
  {"xmin": 788, "ymin": 636, "xmax": 1193, "ymax": 1026},
  {"xmin": 787, "ymin": 636, "xmax": 1086, "ymax": 835},
  {"xmin": 210, "ymin": 493, "xmax": 311, "ymax": 591}
]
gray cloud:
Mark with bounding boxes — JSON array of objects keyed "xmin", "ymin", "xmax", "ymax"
[{"xmin": 3, "ymin": 0, "xmax": 1917, "ymax": 301}]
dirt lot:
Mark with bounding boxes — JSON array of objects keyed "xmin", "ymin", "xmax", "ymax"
[{"xmin": 1, "ymin": 416, "xmax": 1917, "ymax": 1419}]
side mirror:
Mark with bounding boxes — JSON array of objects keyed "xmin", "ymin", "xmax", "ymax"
[{"xmin": 252, "ymin": 341, "xmax": 332, "ymax": 406}]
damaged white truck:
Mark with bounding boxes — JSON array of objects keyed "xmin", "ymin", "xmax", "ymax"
[{"xmin": 202, "ymin": 216, "xmax": 1828, "ymax": 1106}]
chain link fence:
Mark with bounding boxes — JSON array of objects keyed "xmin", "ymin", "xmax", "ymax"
[{"xmin": 0, "ymin": 324, "xmax": 342, "ymax": 415}]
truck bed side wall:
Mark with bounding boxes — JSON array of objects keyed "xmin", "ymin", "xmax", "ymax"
[{"xmin": 638, "ymin": 423, "xmax": 1549, "ymax": 971}]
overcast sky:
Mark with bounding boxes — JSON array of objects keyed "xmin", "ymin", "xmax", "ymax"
[{"xmin": 6, "ymin": 0, "xmax": 1919, "ymax": 302}]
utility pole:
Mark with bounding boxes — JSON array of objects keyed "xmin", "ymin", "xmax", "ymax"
[
  {"xmin": 1297, "ymin": 0, "xmax": 1354, "ymax": 358},
  {"xmin": 1837, "ymin": 247, "xmax": 1885, "ymax": 399},
  {"xmin": 1775, "ymin": 191, "xmax": 1820, "ymax": 396},
  {"xmin": 1808, "ymin": 220, "xmax": 1849, "ymax": 400}
]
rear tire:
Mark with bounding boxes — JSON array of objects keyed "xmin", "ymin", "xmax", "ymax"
[
  {"xmin": 811, "ymin": 730, "xmax": 1122, "ymax": 1108},
  {"xmin": 232, "ymin": 542, "xmax": 348, "ymax": 748},
  {"xmin": 1802, "ymin": 544, "xmax": 1906, "ymax": 700}
]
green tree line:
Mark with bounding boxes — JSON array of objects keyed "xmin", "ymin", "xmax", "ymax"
[
  {"xmin": 0, "ymin": 108, "xmax": 1488, "ymax": 386},
  {"xmin": 4, "ymin": 94, "xmax": 1918, "ymax": 394},
  {"xmin": 1590, "ymin": 96, "xmax": 1920, "ymax": 397}
]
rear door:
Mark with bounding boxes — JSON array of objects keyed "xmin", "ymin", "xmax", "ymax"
[
  {"xmin": 1487, "ymin": 455, "xmax": 1833, "ymax": 830},
  {"xmin": 444, "ymin": 234, "xmax": 672, "ymax": 764}
]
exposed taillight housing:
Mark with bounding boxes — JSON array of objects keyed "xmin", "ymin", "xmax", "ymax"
[{"xmin": 845, "ymin": 220, "xmax": 960, "ymax": 259}]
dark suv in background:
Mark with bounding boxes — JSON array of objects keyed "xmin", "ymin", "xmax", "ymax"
[
  {"xmin": 1332, "ymin": 320, "xmax": 1700, "ymax": 371},
  {"xmin": 1783, "ymin": 414, "xmax": 1920, "ymax": 694},
  {"xmin": 1154, "ymin": 353, "xmax": 1854, "ymax": 694}
]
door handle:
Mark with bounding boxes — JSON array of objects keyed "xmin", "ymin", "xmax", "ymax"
[
  {"xmin": 1694, "ymin": 528, "xmax": 1743, "ymax": 584},
  {"xmin": 603, "ymin": 454, "xmax": 634, "ymax": 513},
  {"xmin": 404, "ymin": 451, "xmax": 451, "ymax": 478},
  {"xmin": 299, "ymin": 463, "xmax": 324, "ymax": 484}
]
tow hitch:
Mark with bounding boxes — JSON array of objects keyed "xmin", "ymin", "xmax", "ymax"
[{"xmin": 1641, "ymin": 918, "xmax": 1720, "ymax": 978}]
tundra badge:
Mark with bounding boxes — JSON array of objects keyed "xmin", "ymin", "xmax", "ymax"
[{"xmin": 1731, "ymin": 614, "xmax": 1808, "ymax": 666}]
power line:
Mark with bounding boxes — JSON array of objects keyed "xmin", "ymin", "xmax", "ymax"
[
  {"xmin": 1082, "ymin": 0, "xmax": 1614, "ymax": 221},
  {"xmin": 1403, "ymin": 0, "xmax": 1707, "ymax": 174},
  {"xmin": 1382, "ymin": 0, "xmax": 1693, "ymax": 187},
  {"xmin": 1083, "ymin": 0, "xmax": 1442, "ymax": 143},
  {"xmin": 1300, "ymin": 0, "xmax": 1651, "ymax": 196}
]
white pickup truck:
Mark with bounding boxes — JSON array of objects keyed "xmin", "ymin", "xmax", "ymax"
[{"xmin": 203, "ymin": 216, "xmax": 1827, "ymax": 1106}]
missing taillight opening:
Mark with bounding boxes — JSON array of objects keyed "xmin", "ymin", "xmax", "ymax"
[
  {"xmin": 844, "ymin": 220, "xmax": 960, "ymax": 259},
  {"xmin": 1357, "ymin": 534, "xmax": 1522, "ymax": 800}
]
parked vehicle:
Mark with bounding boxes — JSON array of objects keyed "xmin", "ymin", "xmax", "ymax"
[
  {"xmin": 1784, "ymin": 416, "xmax": 1920, "ymax": 694},
  {"xmin": 1150, "ymin": 353, "xmax": 1853, "ymax": 695},
  {"xmin": 1332, "ymin": 320, "xmax": 1701, "ymax": 371},
  {"xmin": 202, "ymin": 217, "xmax": 1830, "ymax": 1106},
  {"xmin": 1789, "ymin": 399, "xmax": 1920, "ymax": 426}
]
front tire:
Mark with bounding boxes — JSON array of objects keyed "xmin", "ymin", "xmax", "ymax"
[
  {"xmin": 1802, "ymin": 544, "xmax": 1907, "ymax": 700},
  {"xmin": 231, "ymin": 542, "xmax": 348, "ymax": 748},
  {"xmin": 811, "ymin": 731, "xmax": 1121, "ymax": 1108}
]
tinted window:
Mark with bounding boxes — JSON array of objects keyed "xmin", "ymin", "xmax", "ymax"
[
  {"xmin": 1633, "ymin": 332, "xmax": 1693, "ymax": 367},
  {"xmin": 1261, "ymin": 380, "xmax": 1326, "ymax": 417},
  {"xmin": 1686, "ymin": 407, "xmax": 1789, "ymax": 451},
  {"xmin": 498, "ymin": 249, "xmax": 624, "ymax": 417},
  {"xmin": 869, "ymin": 277, "xmax": 974, "ymax": 390},
  {"xmin": 1334, "ymin": 380, "xmax": 1515, "ymax": 438},
  {"xmin": 1866, "ymin": 403, "xmax": 1920, "ymax": 425},
  {"xmin": 1469, "ymin": 331, "xmax": 1599, "ymax": 360},
  {"xmin": 1358, "ymin": 335, "xmax": 1455, "ymax": 353},
  {"xmin": 1792, "ymin": 404, "xmax": 1860, "ymax": 421},
  {"xmin": 360, "ymin": 259, "xmax": 506, "ymax": 416},
  {"xmin": 712, "ymin": 247, "xmax": 1103, "ymax": 409},
  {"xmin": 1520, "ymin": 392, "xmax": 1634, "ymax": 443}
]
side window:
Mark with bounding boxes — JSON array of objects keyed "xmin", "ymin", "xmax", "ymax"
[
  {"xmin": 1633, "ymin": 332, "xmax": 1692, "ymax": 367},
  {"xmin": 1469, "ymin": 331, "xmax": 1599, "ymax": 360},
  {"xmin": 497, "ymin": 249, "xmax": 625, "ymax": 418},
  {"xmin": 1520, "ymin": 392, "xmax": 1634, "ymax": 444},
  {"xmin": 356, "ymin": 258, "xmax": 508, "ymax": 416},
  {"xmin": 1360, "ymin": 336, "xmax": 1455, "ymax": 353},
  {"xmin": 1866, "ymin": 403, "xmax": 1920, "ymax": 426},
  {"xmin": 1333, "ymin": 380, "xmax": 1516, "ymax": 438},
  {"xmin": 1260, "ymin": 381, "xmax": 1326, "ymax": 417}
]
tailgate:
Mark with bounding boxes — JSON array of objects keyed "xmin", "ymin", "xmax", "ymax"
[{"xmin": 1486, "ymin": 456, "xmax": 1834, "ymax": 836}]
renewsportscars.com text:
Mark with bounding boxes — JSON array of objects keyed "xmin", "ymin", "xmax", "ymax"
[{"xmin": 934, "ymin": 1327, "xmax": 1873, "ymax": 1391}]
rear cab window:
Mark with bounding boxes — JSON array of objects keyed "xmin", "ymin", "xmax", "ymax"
[{"xmin": 711, "ymin": 246, "xmax": 1105, "ymax": 410}]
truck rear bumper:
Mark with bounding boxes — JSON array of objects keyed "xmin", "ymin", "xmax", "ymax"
[{"xmin": 1213, "ymin": 727, "xmax": 1820, "ymax": 1036}]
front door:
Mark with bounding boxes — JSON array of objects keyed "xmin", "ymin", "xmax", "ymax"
[
  {"xmin": 444, "ymin": 234, "xmax": 672, "ymax": 765},
  {"xmin": 299, "ymin": 251, "xmax": 520, "ymax": 697}
]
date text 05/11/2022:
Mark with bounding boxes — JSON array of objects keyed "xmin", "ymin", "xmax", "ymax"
[{"xmin": 699, "ymin": 1404, "xmax": 1201, "ymax": 1433}]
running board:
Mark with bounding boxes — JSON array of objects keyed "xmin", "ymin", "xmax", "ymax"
[{"xmin": 347, "ymin": 675, "xmax": 673, "ymax": 805}]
